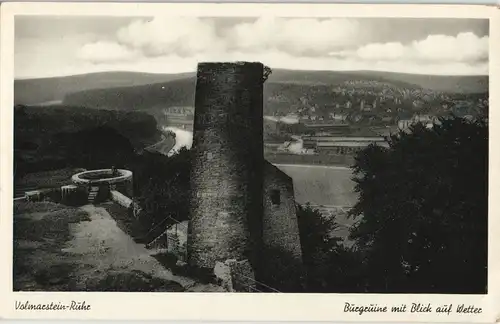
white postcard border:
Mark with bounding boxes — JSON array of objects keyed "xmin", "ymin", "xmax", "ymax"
[{"xmin": 0, "ymin": 2, "xmax": 498, "ymax": 322}]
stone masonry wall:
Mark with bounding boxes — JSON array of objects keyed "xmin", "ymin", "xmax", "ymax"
[
  {"xmin": 262, "ymin": 161, "xmax": 303, "ymax": 261},
  {"xmin": 112, "ymin": 178, "xmax": 134, "ymax": 198},
  {"xmin": 261, "ymin": 160, "xmax": 304, "ymax": 290},
  {"xmin": 187, "ymin": 62, "xmax": 265, "ymax": 270}
]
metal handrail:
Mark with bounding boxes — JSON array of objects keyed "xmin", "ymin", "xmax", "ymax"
[{"xmin": 235, "ymin": 273, "xmax": 282, "ymax": 293}]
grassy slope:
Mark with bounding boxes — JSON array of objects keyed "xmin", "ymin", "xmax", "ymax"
[
  {"xmin": 13, "ymin": 201, "xmax": 186, "ymax": 292},
  {"xmin": 14, "ymin": 168, "xmax": 85, "ymax": 198},
  {"xmin": 13, "ymin": 201, "xmax": 91, "ymax": 291}
]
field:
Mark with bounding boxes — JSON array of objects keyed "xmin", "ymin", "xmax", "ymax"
[
  {"xmin": 275, "ymin": 164, "xmax": 358, "ymax": 207},
  {"xmin": 275, "ymin": 164, "xmax": 359, "ymax": 243}
]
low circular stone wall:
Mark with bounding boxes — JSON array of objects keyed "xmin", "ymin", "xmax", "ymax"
[
  {"xmin": 72, "ymin": 169, "xmax": 134, "ymax": 201},
  {"xmin": 72, "ymin": 169, "xmax": 133, "ymax": 185}
]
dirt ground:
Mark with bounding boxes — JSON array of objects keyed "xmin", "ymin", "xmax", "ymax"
[{"xmin": 13, "ymin": 201, "xmax": 223, "ymax": 292}]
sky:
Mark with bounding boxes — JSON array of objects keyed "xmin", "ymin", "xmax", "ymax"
[{"xmin": 15, "ymin": 16, "xmax": 489, "ymax": 79}]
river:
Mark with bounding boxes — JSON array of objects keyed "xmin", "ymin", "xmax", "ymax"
[{"xmin": 162, "ymin": 126, "xmax": 193, "ymax": 156}]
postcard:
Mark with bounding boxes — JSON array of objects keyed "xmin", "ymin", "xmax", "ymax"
[{"xmin": 0, "ymin": 2, "xmax": 498, "ymax": 322}]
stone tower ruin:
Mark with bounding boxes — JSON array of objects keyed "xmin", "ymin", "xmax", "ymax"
[
  {"xmin": 188, "ymin": 62, "xmax": 265, "ymax": 270},
  {"xmin": 187, "ymin": 62, "xmax": 303, "ymax": 290}
]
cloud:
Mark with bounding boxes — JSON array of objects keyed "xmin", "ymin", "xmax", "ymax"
[
  {"xmin": 65, "ymin": 47, "xmax": 487, "ymax": 77},
  {"xmin": 351, "ymin": 32, "xmax": 488, "ymax": 64},
  {"xmin": 412, "ymin": 32, "xmax": 488, "ymax": 63},
  {"xmin": 76, "ymin": 41, "xmax": 138, "ymax": 63},
  {"xmin": 355, "ymin": 42, "xmax": 408, "ymax": 61},
  {"xmin": 116, "ymin": 17, "xmax": 224, "ymax": 57},
  {"xmin": 53, "ymin": 18, "xmax": 489, "ymax": 77},
  {"xmin": 225, "ymin": 17, "xmax": 363, "ymax": 56}
]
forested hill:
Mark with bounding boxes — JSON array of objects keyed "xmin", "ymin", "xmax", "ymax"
[
  {"xmin": 59, "ymin": 69, "xmax": 488, "ymax": 118},
  {"xmin": 14, "ymin": 71, "xmax": 193, "ymax": 105},
  {"xmin": 14, "ymin": 105, "xmax": 163, "ymax": 177},
  {"xmin": 268, "ymin": 69, "xmax": 488, "ymax": 94},
  {"xmin": 15, "ymin": 105, "xmax": 161, "ymax": 151},
  {"xmin": 63, "ymin": 77, "xmax": 196, "ymax": 111},
  {"xmin": 15, "ymin": 69, "xmax": 488, "ymax": 106}
]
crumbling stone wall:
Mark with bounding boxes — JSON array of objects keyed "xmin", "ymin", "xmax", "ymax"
[
  {"xmin": 261, "ymin": 161, "xmax": 304, "ymax": 290},
  {"xmin": 263, "ymin": 161, "xmax": 303, "ymax": 261},
  {"xmin": 187, "ymin": 62, "xmax": 265, "ymax": 270}
]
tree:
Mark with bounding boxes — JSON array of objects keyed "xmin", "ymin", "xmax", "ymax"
[
  {"xmin": 132, "ymin": 147, "xmax": 192, "ymax": 242},
  {"xmin": 49, "ymin": 125, "xmax": 136, "ymax": 170},
  {"xmin": 296, "ymin": 203, "xmax": 365, "ymax": 292},
  {"xmin": 348, "ymin": 116, "xmax": 488, "ymax": 293}
]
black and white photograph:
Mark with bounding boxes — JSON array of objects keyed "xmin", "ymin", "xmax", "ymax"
[{"xmin": 10, "ymin": 8, "xmax": 490, "ymax": 297}]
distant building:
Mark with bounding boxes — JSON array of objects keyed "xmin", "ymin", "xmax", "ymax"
[
  {"xmin": 315, "ymin": 137, "xmax": 389, "ymax": 156},
  {"xmin": 328, "ymin": 112, "xmax": 348, "ymax": 122},
  {"xmin": 398, "ymin": 119, "xmax": 413, "ymax": 130},
  {"xmin": 263, "ymin": 117, "xmax": 279, "ymax": 133},
  {"xmin": 360, "ymin": 100, "xmax": 372, "ymax": 112},
  {"xmin": 303, "ymin": 127, "xmax": 388, "ymax": 153},
  {"xmin": 412, "ymin": 114, "xmax": 438, "ymax": 125},
  {"xmin": 398, "ymin": 113, "xmax": 439, "ymax": 131},
  {"xmin": 350, "ymin": 113, "xmax": 363, "ymax": 123},
  {"xmin": 163, "ymin": 106, "xmax": 194, "ymax": 116},
  {"xmin": 381, "ymin": 115, "xmax": 393, "ymax": 124},
  {"xmin": 301, "ymin": 120, "xmax": 350, "ymax": 133}
]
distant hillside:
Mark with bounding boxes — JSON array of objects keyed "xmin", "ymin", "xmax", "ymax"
[
  {"xmin": 60, "ymin": 77, "xmax": 364, "ymax": 116},
  {"xmin": 63, "ymin": 77, "xmax": 196, "ymax": 117},
  {"xmin": 16, "ymin": 69, "xmax": 488, "ymax": 107},
  {"xmin": 14, "ymin": 71, "xmax": 193, "ymax": 105},
  {"xmin": 270, "ymin": 69, "xmax": 488, "ymax": 94},
  {"xmin": 347, "ymin": 70, "xmax": 488, "ymax": 94},
  {"xmin": 61, "ymin": 69, "xmax": 488, "ymax": 119}
]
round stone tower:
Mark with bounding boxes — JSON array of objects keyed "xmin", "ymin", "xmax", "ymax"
[{"xmin": 187, "ymin": 62, "xmax": 266, "ymax": 271}]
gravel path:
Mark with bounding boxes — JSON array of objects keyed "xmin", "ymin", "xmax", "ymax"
[{"xmin": 63, "ymin": 205, "xmax": 223, "ymax": 291}]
